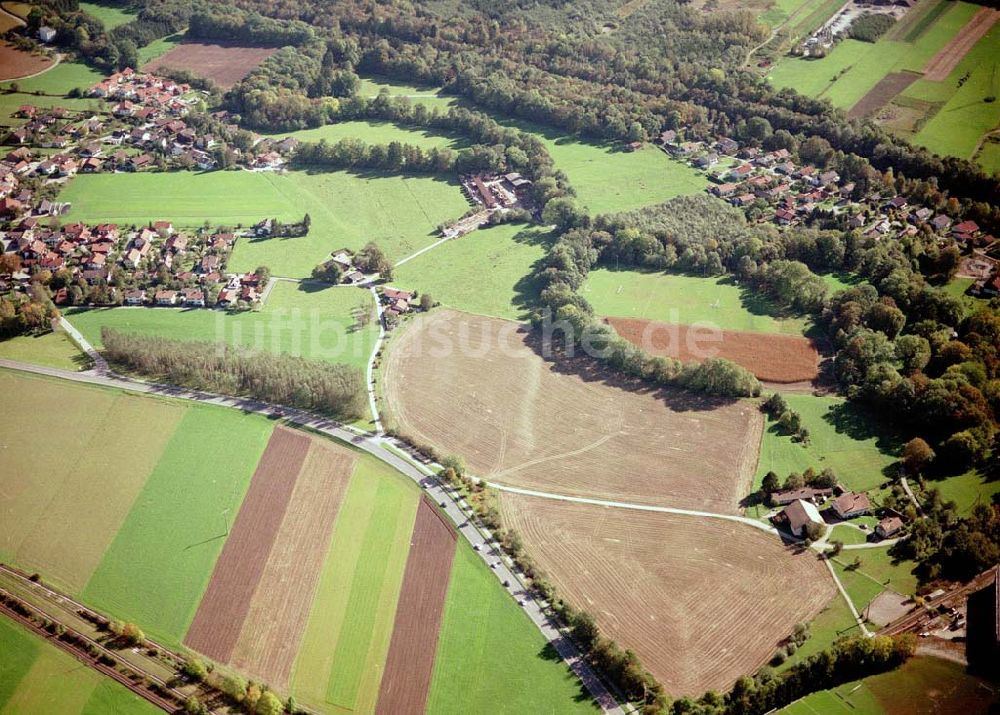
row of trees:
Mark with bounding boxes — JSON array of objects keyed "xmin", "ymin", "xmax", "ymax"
[{"xmin": 101, "ymin": 328, "xmax": 366, "ymax": 419}]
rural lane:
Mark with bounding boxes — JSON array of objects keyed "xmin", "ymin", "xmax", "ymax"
[{"xmin": 0, "ymin": 359, "xmax": 626, "ymax": 715}]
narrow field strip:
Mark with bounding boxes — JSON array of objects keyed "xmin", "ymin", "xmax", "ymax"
[
  {"xmin": 184, "ymin": 426, "xmax": 310, "ymax": 662},
  {"xmin": 0, "ymin": 618, "xmax": 39, "ymax": 710},
  {"xmin": 2, "ymin": 648, "xmax": 97, "ymax": 714},
  {"xmin": 229, "ymin": 438, "xmax": 357, "ymax": 689},
  {"xmin": 82, "ymin": 406, "xmax": 274, "ymax": 646},
  {"xmin": 14, "ymin": 395, "xmax": 184, "ymax": 594},
  {"xmin": 323, "ymin": 476, "xmax": 418, "ymax": 712},
  {"xmin": 922, "ymin": 6, "xmax": 999, "ymax": 81},
  {"xmin": 375, "ymin": 499, "xmax": 458, "ymax": 715}
]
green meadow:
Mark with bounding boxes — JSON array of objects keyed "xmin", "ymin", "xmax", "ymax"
[
  {"xmin": 265, "ymin": 119, "xmax": 470, "ymax": 151},
  {"xmin": 59, "ymin": 170, "xmax": 471, "ymax": 277},
  {"xmin": 755, "ymin": 394, "xmax": 900, "ymax": 494},
  {"xmin": 0, "ymin": 617, "xmax": 159, "ymax": 715},
  {"xmin": 66, "ymin": 280, "xmax": 379, "ymax": 371},
  {"xmin": 426, "ymin": 546, "xmax": 599, "ymax": 714},
  {"xmin": 928, "ymin": 469, "xmax": 1000, "ymax": 515},
  {"xmin": 831, "ymin": 549, "xmax": 918, "ymax": 615},
  {"xmin": 0, "ymin": 62, "xmax": 105, "ymax": 125},
  {"xmin": 776, "ymin": 592, "xmax": 862, "ymax": 673},
  {"xmin": 583, "ymin": 268, "xmax": 814, "ymax": 335},
  {"xmin": 0, "ymin": 331, "xmax": 86, "ymax": 370},
  {"xmin": 392, "ymin": 223, "xmax": 552, "ymax": 321},
  {"xmin": 80, "ymin": 1, "xmax": 136, "ymax": 30},
  {"xmin": 82, "ymin": 405, "xmax": 273, "ymax": 647}
]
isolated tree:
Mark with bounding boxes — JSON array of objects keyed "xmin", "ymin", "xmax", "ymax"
[
  {"xmin": 761, "ymin": 471, "xmax": 780, "ymax": 494},
  {"xmin": 901, "ymin": 437, "xmax": 935, "ymax": 474},
  {"xmin": 419, "ymin": 293, "xmax": 434, "ymax": 311},
  {"xmin": 255, "ymin": 691, "xmax": 283, "ymax": 715},
  {"xmin": 121, "ymin": 622, "xmax": 145, "ymax": 646},
  {"xmin": 311, "ymin": 260, "xmax": 342, "ymax": 283}
]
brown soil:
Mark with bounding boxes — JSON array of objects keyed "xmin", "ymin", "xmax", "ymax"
[
  {"xmin": 848, "ymin": 71, "xmax": 922, "ymax": 119},
  {"xmin": 142, "ymin": 42, "xmax": 277, "ymax": 89},
  {"xmin": 923, "ymin": 7, "xmax": 1000, "ymax": 82},
  {"xmin": 499, "ymin": 492, "xmax": 836, "ymax": 696},
  {"xmin": 183, "ymin": 426, "xmax": 309, "ymax": 663},
  {"xmin": 229, "ymin": 438, "xmax": 356, "ymax": 689},
  {"xmin": 382, "ymin": 310, "xmax": 764, "ymax": 515},
  {"xmin": 375, "ymin": 499, "xmax": 457, "ymax": 715},
  {"xmin": 606, "ymin": 316, "xmax": 820, "ymax": 384},
  {"xmin": 0, "ymin": 43, "xmax": 54, "ymax": 81}
]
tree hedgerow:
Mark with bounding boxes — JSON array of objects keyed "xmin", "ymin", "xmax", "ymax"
[{"xmin": 101, "ymin": 328, "xmax": 366, "ymax": 420}]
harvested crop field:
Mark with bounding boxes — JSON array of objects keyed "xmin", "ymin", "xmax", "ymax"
[
  {"xmin": 184, "ymin": 426, "xmax": 309, "ymax": 662},
  {"xmin": 375, "ymin": 499, "xmax": 457, "ymax": 715},
  {"xmin": 383, "ymin": 310, "xmax": 763, "ymax": 514},
  {"xmin": 142, "ymin": 41, "xmax": 276, "ymax": 88},
  {"xmin": 229, "ymin": 438, "xmax": 356, "ymax": 688},
  {"xmin": 606, "ymin": 316, "xmax": 820, "ymax": 384},
  {"xmin": 499, "ymin": 493, "xmax": 836, "ymax": 696},
  {"xmin": 0, "ymin": 44, "xmax": 54, "ymax": 80},
  {"xmin": 922, "ymin": 6, "xmax": 1000, "ymax": 81},
  {"xmin": 848, "ymin": 71, "xmax": 921, "ymax": 119}
]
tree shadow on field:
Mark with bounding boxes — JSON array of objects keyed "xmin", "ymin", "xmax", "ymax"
[
  {"xmin": 520, "ymin": 329, "xmax": 737, "ymax": 413},
  {"xmin": 539, "ymin": 639, "xmax": 601, "ymax": 704},
  {"xmin": 822, "ymin": 401, "xmax": 900, "ymax": 456},
  {"xmin": 510, "ymin": 227, "xmax": 556, "ymax": 320}
]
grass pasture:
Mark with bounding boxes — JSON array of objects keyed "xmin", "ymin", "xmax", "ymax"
[
  {"xmin": 66, "ymin": 281, "xmax": 379, "ymax": 370},
  {"xmin": 0, "ymin": 330, "xmax": 86, "ymax": 370},
  {"xmin": 0, "ymin": 617, "xmax": 158, "ymax": 715},
  {"xmin": 776, "ymin": 592, "xmax": 862, "ymax": 673},
  {"xmin": 583, "ymin": 268, "xmax": 813, "ymax": 335},
  {"xmin": 267, "ymin": 119, "xmax": 470, "ymax": 151},
  {"xmin": 80, "ymin": 2, "xmax": 136, "ymax": 30},
  {"xmin": 426, "ymin": 545, "xmax": 599, "ymax": 713},
  {"xmin": 392, "ymin": 223, "xmax": 552, "ymax": 320},
  {"xmin": 752, "ymin": 394, "xmax": 900, "ymax": 513},
  {"xmin": 82, "ymin": 404, "xmax": 274, "ymax": 647},
  {"xmin": 59, "ymin": 170, "xmax": 470, "ymax": 277}
]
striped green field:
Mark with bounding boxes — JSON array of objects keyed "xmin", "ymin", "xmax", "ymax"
[
  {"xmin": 82, "ymin": 405, "xmax": 274, "ymax": 647},
  {"xmin": 0, "ymin": 617, "xmax": 159, "ymax": 715},
  {"xmin": 0, "ymin": 331, "xmax": 86, "ymax": 371},
  {"xmin": 291, "ymin": 457, "xmax": 419, "ymax": 713}
]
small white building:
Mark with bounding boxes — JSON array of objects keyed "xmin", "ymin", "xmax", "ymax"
[{"xmin": 38, "ymin": 26, "xmax": 57, "ymax": 43}]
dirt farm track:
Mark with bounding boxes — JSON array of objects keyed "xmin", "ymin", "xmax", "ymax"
[
  {"xmin": 382, "ymin": 310, "xmax": 764, "ymax": 515},
  {"xmin": 500, "ymin": 493, "xmax": 836, "ymax": 696}
]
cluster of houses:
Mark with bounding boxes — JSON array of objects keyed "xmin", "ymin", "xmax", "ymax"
[
  {"xmin": 463, "ymin": 172, "xmax": 532, "ymax": 211},
  {"xmin": 770, "ymin": 485, "xmax": 905, "ymax": 541},
  {"xmin": 655, "ymin": 130, "xmax": 1000, "ymax": 295}
]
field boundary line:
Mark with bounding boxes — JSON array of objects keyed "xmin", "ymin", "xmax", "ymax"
[
  {"xmin": 484, "ymin": 482, "xmax": 784, "ymax": 535},
  {"xmin": 822, "ymin": 555, "xmax": 872, "ymax": 637},
  {"xmin": 393, "ymin": 233, "xmax": 453, "ymax": 267}
]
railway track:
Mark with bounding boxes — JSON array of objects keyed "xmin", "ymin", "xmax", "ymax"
[{"xmin": 877, "ymin": 568, "xmax": 997, "ymax": 637}]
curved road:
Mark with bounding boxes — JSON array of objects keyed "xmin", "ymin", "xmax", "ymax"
[{"xmin": 0, "ymin": 357, "xmax": 624, "ymax": 715}]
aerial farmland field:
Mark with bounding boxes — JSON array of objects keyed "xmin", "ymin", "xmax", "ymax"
[
  {"xmin": 0, "ymin": 618, "xmax": 159, "ymax": 715},
  {"xmin": 59, "ymin": 170, "xmax": 471, "ymax": 277},
  {"xmin": 266, "ymin": 119, "xmax": 471, "ymax": 151},
  {"xmin": 383, "ymin": 310, "xmax": 764, "ymax": 514},
  {"xmin": 499, "ymin": 491, "xmax": 835, "ymax": 696},
  {"xmin": 0, "ymin": 331, "xmax": 85, "ymax": 370},
  {"xmin": 66, "ymin": 280, "xmax": 379, "ymax": 370},
  {"xmin": 392, "ymin": 223, "xmax": 552, "ymax": 320}
]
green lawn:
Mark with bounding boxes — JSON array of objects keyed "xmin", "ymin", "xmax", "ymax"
[
  {"xmin": 393, "ymin": 223, "xmax": 551, "ymax": 321},
  {"xmin": 779, "ymin": 656, "xmax": 998, "ymax": 714},
  {"xmin": 66, "ymin": 281, "xmax": 379, "ymax": 371},
  {"xmin": 975, "ymin": 140, "xmax": 1000, "ymax": 175},
  {"xmin": 768, "ymin": 2, "xmax": 980, "ymax": 109},
  {"xmin": 426, "ymin": 546, "xmax": 598, "ymax": 714},
  {"xmin": 910, "ymin": 20, "xmax": 1000, "ymax": 161},
  {"xmin": 81, "ymin": 405, "xmax": 274, "ymax": 647},
  {"xmin": 79, "ymin": 1, "xmax": 135, "ymax": 29},
  {"xmin": 832, "ymin": 547, "xmax": 918, "ymax": 606},
  {"xmin": 583, "ymin": 268, "xmax": 813, "ymax": 335},
  {"xmin": 927, "ymin": 469, "xmax": 1000, "ymax": 515},
  {"xmin": 357, "ymin": 75, "xmax": 458, "ymax": 108},
  {"xmin": 827, "ymin": 523, "xmax": 870, "ymax": 546},
  {"xmin": 759, "ymin": 0, "xmax": 811, "ymax": 29},
  {"xmin": 0, "ymin": 617, "xmax": 159, "ymax": 715},
  {"xmin": 0, "ymin": 62, "xmax": 106, "ymax": 125},
  {"xmin": 265, "ymin": 119, "xmax": 469, "ymax": 151},
  {"xmin": 755, "ymin": 394, "xmax": 900, "ymax": 495},
  {"xmin": 137, "ymin": 33, "xmax": 184, "ymax": 65},
  {"xmin": 59, "ymin": 170, "xmax": 471, "ymax": 278},
  {"xmin": 0, "ymin": 331, "xmax": 87, "ymax": 370},
  {"xmin": 832, "ymin": 559, "xmax": 891, "ymax": 614},
  {"xmin": 291, "ymin": 457, "xmax": 419, "ymax": 714}
]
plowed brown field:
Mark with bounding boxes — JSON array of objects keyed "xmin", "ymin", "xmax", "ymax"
[
  {"xmin": 923, "ymin": 7, "xmax": 1000, "ymax": 81},
  {"xmin": 229, "ymin": 438, "xmax": 356, "ymax": 689},
  {"xmin": 184, "ymin": 426, "xmax": 309, "ymax": 662},
  {"xmin": 142, "ymin": 42, "xmax": 277, "ymax": 88},
  {"xmin": 383, "ymin": 310, "xmax": 763, "ymax": 514},
  {"xmin": 0, "ymin": 44, "xmax": 54, "ymax": 80},
  {"xmin": 499, "ymin": 492, "xmax": 836, "ymax": 696},
  {"xmin": 848, "ymin": 71, "xmax": 921, "ymax": 119},
  {"xmin": 375, "ymin": 499, "xmax": 457, "ymax": 715},
  {"xmin": 606, "ymin": 316, "xmax": 820, "ymax": 384}
]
